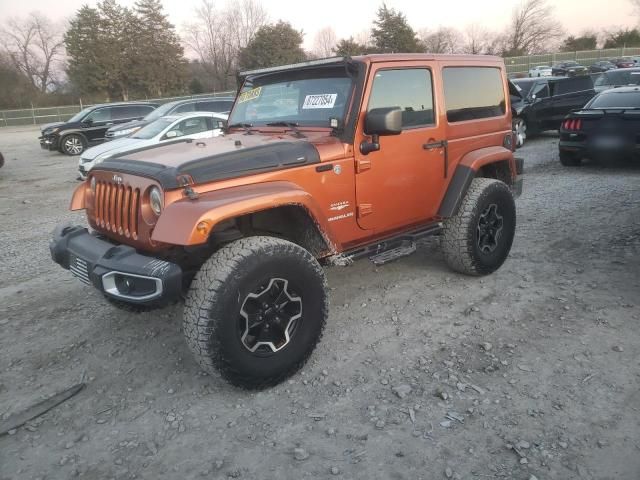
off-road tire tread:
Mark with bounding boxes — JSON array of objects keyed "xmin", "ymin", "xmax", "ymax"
[
  {"xmin": 183, "ymin": 236, "xmax": 328, "ymax": 390},
  {"xmin": 442, "ymin": 178, "xmax": 515, "ymax": 276}
]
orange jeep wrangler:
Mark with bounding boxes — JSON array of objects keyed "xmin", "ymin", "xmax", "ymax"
[{"xmin": 51, "ymin": 55, "xmax": 523, "ymax": 388}]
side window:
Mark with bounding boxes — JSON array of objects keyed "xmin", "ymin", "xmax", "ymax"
[
  {"xmin": 166, "ymin": 117, "xmax": 210, "ymax": 137},
  {"xmin": 131, "ymin": 105, "xmax": 154, "ymax": 117},
  {"xmin": 85, "ymin": 108, "xmax": 111, "ymax": 123},
  {"xmin": 367, "ymin": 69, "xmax": 435, "ymax": 128},
  {"xmin": 173, "ymin": 102, "xmax": 196, "ymax": 114},
  {"xmin": 532, "ymin": 83, "xmax": 550, "ymax": 99},
  {"xmin": 111, "ymin": 106, "xmax": 133, "ymax": 120},
  {"xmin": 443, "ymin": 67, "xmax": 506, "ymax": 122}
]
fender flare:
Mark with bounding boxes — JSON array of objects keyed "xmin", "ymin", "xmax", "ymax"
[
  {"xmin": 151, "ymin": 180, "xmax": 336, "ymax": 248},
  {"xmin": 437, "ymin": 146, "xmax": 514, "ymax": 218}
]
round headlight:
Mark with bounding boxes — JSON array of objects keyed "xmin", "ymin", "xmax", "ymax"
[
  {"xmin": 149, "ymin": 187, "xmax": 163, "ymax": 215},
  {"xmin": 90, "ymin": 176, "xmax": 96, "ymax": 192}
]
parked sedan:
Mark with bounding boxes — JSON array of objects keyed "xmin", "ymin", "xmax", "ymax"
[
  {"xmin": 39, "ymin": 102, "xmax": 158, "ymax": 156},
  {"xmin": 611, "ymin": 57, "xmax": 635, "ymax": 68},
  {"xmin": 589, "ymin": 61, "xmax": 617, "ymax": 73},
  {"xmin": 559, "ymin": 86, "xmax": 640, "ymax": 166},
  {"xmin": 78, "ymin": 112, "xmax": 227, "ymax": 179},
  {"xmin": 104, "ymin": 96, "xmax": 234, "ymax": 140},
  {"xmin": 551, "ymin": 61, "xmax": 588, "ymax": 77},
  {"xmin": 528, "ymin": 65, "xmax": 552, "ymax": 77}
]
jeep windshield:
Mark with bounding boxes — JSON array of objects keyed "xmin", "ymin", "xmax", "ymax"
[{"xmin": 228, "ymin": 67, "xmax": 354, "ymax": 129}]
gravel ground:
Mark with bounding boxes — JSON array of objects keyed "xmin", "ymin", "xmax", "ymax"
[{"xmin": 0, "ymin": 127, "xmax": 639, "ymax": 480}]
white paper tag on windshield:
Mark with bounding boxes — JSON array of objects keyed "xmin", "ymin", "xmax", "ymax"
[{"xmin": 302, "ymin": 94, "xmax": 337, "ymax": 109}]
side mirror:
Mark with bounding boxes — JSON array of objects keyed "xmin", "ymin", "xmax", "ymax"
[
  {"xmin": 364, "ymin": 107, "xmax": 403, "ymax": 136},
  {"xmin": 216, "ymin": 120, "xmax": 227, "ymax": 129},
  {"xmin": 165, "ymin": 130, "xmax": 178, "ymax": 139},
  {"xmin": 82, "ymin": 118, "xmax": 93, "ymax": 126}
]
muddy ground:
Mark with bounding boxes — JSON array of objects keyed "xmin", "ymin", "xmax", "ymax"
[{"xmin": 0, "ymin": 126, "xmax": 639, "ymax": 480}]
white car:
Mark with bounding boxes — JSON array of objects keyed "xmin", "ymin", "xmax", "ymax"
[
  {"xmin": 528, "ymin": 65, "xmax": 552, "ymax": 77},
  {"xmin": 78, "ymin": 112, "xmax": 227, "ymax": 179}
]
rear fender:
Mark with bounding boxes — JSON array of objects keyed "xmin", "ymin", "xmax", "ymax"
[
  {"xmin": 151, "ymin": 181, "xmax": 335, "ymax": 249},
  {"xmin": 438, "ymin": 146, "xmax": 515, "ymax": 218}
]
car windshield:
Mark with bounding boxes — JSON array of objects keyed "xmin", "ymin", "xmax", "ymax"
[
  {"xmin": 143, "ymin": 102, "xmax": 177, "ymax": 122},
  {"xmin": 588, "ymin": 91, "xmax": 640, "ymax": 108},
  {"xmin": 595, "ymin": 70, "xmax": 640, "ymax": 86},
  {"xmin": 228, "ymin": 67, "xmax": 354, "ymax": 128},
  {"xmin": 68, "ymin": 107, "xmax": 94, "ymax": 123},
  {"xmin": 131, "ymin": 118, "xmax": 173, "ymax": 139}
]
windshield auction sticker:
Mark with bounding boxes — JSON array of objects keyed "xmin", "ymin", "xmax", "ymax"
[
  {"xmin": 302, "ymin": 94, "xmax": 337, "ymax": 109},
  {"xmin": 238, "ymin": 87, "xmax": 262, "ymax": 103}
]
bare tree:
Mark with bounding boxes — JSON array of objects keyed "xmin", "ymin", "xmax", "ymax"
[
  {"xmin": 183, "ymin": 0, "xmax": 267, "ymax": 90},
  {"xmin": 312, "ymin": 27, "xmax": 337, "ymax": 58},
  {"xmin": 503, "ymin": 0, "xmax": 563, "ymax": 55},
  {"xmin": 1, "ymin": 12, "xmax": 64, "ymax": 92},
  {"xmin": 462, "ymin": 24, "xmax": 497, "ymax": 54},
  {"xmin": 419, "ymin": 27, "xmax": 462, "ymax": 54}
]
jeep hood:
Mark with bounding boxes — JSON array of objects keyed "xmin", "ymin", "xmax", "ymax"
[{"xmin": 92, "ymin": 132, "xmax": 339, "ymax": 189}]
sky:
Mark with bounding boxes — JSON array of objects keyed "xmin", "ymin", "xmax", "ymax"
[{"xmin": 1, "ymin": 0, "xmax": 638, "ymax": 50}]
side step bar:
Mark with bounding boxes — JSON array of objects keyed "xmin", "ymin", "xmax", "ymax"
[{"xmin": 343, "ymin": 224, "xmax": 441, "ymax": 265}]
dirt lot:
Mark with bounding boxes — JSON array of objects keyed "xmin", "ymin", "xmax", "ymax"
[{"xmin": 0, "ymin": 126, "xmax": 639, "ymax": 480}]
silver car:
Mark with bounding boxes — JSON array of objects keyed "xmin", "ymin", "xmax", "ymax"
[{"xmin": 78, "ymin": 112, "xmax": 227, "ymax": 179}]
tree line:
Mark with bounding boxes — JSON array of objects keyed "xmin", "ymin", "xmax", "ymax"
[{"xmin": 1, "ymin": 0, "xmax": 640, "ymax": 109}]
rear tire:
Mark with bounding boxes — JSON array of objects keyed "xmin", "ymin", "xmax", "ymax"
[
  {"xmin": 442, "ymin": 178, "xmax": 516, "ymax": 276},
  {"xmin": 183, "ymin": 236, "xmax": 328, "ymax": 389},
  {"xmin": 559, "ymin": 150, "xmax": 581, "ymax": 166}
]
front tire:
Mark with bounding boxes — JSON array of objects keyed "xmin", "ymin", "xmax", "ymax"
[
  {"xmin": 512, "ymin": 117, "xmax": 527, "ymax": 147},
  {"xmin": 442, "ymin": 178, "xmax": 516, "ymax": 276},
  {"xmin": 183, "ymin": 236, "xmax": 328, "ymax": 389},
  {"xmin": 61, "ymin": 134, "xmax": 86, "ymax": 156}
]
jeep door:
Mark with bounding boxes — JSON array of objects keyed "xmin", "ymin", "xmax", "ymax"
[{"xmin": 354, "ymin": 64, "xmax": 446, "ymax": 231}]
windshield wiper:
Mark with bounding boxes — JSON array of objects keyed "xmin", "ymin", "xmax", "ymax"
[
  {"xmin": 266, "ymin": 121, "xmax": 305, "ymax": 138},
  {"xmin": 227, "ymin": 122, "xmax": 254, "ymax": 134}
]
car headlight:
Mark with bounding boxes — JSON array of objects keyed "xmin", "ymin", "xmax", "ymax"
[
  {"xmin": 114, "ymin": 127, "xmax": 139, "ymax": 137},
  {"xmin": 149, "ymin": 187, "xmax": 163, "ymax": 215}
]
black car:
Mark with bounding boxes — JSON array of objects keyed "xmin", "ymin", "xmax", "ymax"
[
  {"xmin": 593, "ymin": 67, "xmax": 640, "ymax": 93},
  {"xmin": 511, "ymin": 76, "xmax": 595, "ymax": 146},
  {"xmin": 558, "ymin": 86, "xmax": 640, "ymax": 166},
  {"xmin": 39, "ymin": 102, "xmax": 158, "ymax": 156},
  {"xmin": 551, "ymin": 61, "xmax": 588, "ymax": 77},
  {"xmin": 589, "ymin": 61, "xmax": 617, "ymax": 73},
  {"xmin": 105, "ymin": 97, "xmax": 234, "ymax": 140}
]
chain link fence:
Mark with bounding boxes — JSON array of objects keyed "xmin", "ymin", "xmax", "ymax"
[
  {"xmin": 505, "ymin": 47, "xmax": 640, "ymax": 75},
  {"xmin": 0, "ymin": 91, "xmax": 236, "ymax": 128}
]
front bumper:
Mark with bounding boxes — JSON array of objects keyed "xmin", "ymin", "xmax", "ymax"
[
  {"xmin": 50, "ymin": 225, "xmax": 182, "ymax": 305},
  {"xmin": 39, "ymin": 135, "xmax": 59, "ymax": 151}
]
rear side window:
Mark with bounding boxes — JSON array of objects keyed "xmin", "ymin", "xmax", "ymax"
[
  {"xmin": 443, "ymin": 67, "xmax": 506, "ymax": 122},
  {"xmin": 589, "ymin": 91, "xmax": 640, "ymax": 108},
  {"xmin": 551, "ymin": 76, "xmax": 593, "ymax": 96},
  {"xmin": 85, "ymin": 108, "xmax": 111, "ymax": 122},
  {"xmin": 367, "ymin": 69, "xmax": 435, "ymax": 128}
]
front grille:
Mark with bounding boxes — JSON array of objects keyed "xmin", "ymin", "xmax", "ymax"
[
  {"xmin": 69, "ymin": 255, "xmax": 90, "ymax": 285},
  {"xmin": 94, "ymin": 180, "xmax": 140, "ymax": 239}
]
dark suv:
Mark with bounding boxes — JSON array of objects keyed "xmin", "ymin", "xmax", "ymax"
[
  {"xmin": 39, "ymin": 102, "xmax": 158, "ymax": 156},
  {"xmin": 105, "ymin": 97, "xmax": 234, "ymax": 140},
  {"xmin": 511, "ymin": 76, "xmax": 595, "ymax": 146}
]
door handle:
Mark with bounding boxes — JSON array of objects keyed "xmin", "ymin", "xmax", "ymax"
[{"xmin": 423, "ymin": 139, "xmax": 449, "ymax": 178}]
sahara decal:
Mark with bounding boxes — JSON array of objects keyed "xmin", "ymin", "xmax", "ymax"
[{"xmin": 329, "ymin": 200, "xmax": 350, "ymax": 211}]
